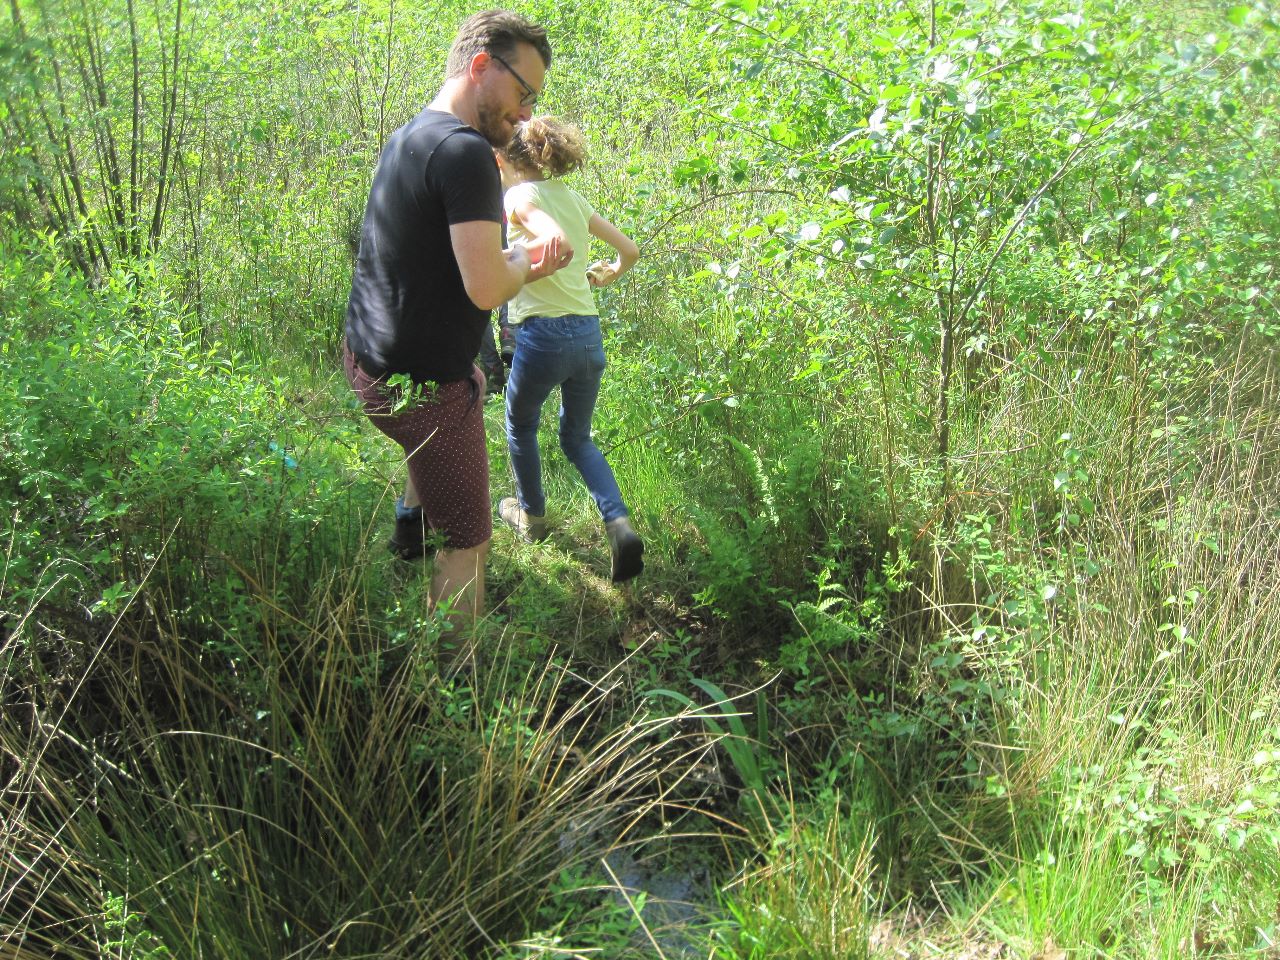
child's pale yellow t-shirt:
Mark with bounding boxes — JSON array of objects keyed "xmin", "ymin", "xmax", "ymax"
[{"xmin": 505, "ymin": 180, "xmax": 598, "ymax": 324}]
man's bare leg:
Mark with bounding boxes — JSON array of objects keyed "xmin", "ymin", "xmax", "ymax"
[
  {"xmin": 431, "ymin": 541, "xmax": 488, "ymax": 674},
  {"xmin": 402, "ymin": 475, "xmax": 420, "ymax": 509},
  {"xmin": 431, "ymin": 540, "xmax": 488, "ymax": 622}
]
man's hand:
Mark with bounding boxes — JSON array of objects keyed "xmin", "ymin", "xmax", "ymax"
[{"xmin": 523, "ymin": 234, "xmax": 574, "ymax": 282}]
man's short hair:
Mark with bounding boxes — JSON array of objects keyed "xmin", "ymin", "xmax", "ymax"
[{"xmin": 446, "ymin": 9, "xmax": 551, "ymax": 78}]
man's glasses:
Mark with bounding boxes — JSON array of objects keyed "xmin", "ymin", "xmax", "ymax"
[{"xmin": 490, "ymin": 52, "xmax": 539, "ymax": 107}]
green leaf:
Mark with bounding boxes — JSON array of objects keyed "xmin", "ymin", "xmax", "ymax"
[{"xmin": 794, "ymin": 358, "xmax": 823, "ymax": 381}]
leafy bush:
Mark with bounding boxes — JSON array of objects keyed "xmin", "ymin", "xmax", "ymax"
[{"xmin": 0, "ymin": 236, "xmax": 364, "ymax": 688}]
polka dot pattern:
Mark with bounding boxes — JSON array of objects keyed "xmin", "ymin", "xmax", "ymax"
[{"xmin": 344, "ymin": 341, "xmax": 493, "ymax": 549}]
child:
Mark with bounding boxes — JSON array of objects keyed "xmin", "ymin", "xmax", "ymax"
[{"xmin": 496, "ymin": 117, "xmax": 643, "ymax": 582}]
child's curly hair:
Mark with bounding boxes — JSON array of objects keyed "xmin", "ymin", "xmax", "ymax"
[{"xmin": 501, "ymin": 116, "xmax": 586, "ymax": 179}]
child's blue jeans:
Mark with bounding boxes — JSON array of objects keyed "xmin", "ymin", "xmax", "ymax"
[{"xmin": 504, "ymin": 314, "xmax": 628, "ymax": 524}]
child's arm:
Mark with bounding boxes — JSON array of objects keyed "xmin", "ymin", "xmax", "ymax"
[
  {"xmin": 508, "ymin": 198, "xmax": 574, "ymax": 261},
  {"xmin": 585, "ymin": 213, "xmax": 640, "ymax": 287}
]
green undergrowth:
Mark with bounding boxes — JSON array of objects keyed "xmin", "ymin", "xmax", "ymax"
[{"xmin": 5, "ymin": 0, "xmax": 1280, "ymax": 954}]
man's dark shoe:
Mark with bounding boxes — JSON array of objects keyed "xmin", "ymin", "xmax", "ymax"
[
  {"xmin": 605, "ymin": 517, "xmax": 644, "ymax": 583},
  {"xmin": 389, "ymin": 498, "xmax": 431, "ymax": 560}
]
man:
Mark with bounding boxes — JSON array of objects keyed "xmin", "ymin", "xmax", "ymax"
[{"xmin": 343, "ymin": 9, "xmax": 570, "ymax": 623}]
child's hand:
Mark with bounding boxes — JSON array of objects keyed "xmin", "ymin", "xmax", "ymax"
[{"xmin": 586, "ymin": 260, "xmax": 617, "ymax": 287}]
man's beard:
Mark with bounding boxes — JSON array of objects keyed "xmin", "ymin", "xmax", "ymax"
[{"xmin": 474, "ymin": 94, "xmax": 514, "ymax": 148}]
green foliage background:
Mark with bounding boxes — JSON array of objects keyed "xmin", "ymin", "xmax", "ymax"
[{"xmin": 2, "ymin": 0, "xmax": 1279, "ymax": 956}]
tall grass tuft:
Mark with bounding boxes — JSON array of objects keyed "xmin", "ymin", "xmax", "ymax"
[
  {"xmin": 0, "ymin": 230, "xmax": 729, "ymax": 958},
  {"xmin": 1, "ymin": 536, "xmax": 724, "ymax": 956},
  {"xmin": 709, "ymin": 797, "xmax": 878, "ymax": 960}
]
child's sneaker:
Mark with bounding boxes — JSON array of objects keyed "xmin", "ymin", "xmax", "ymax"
[
  {"xmin": 605, "ymin": 517, "xmax": 644, "ymax": 583},
  {"xmin": 499, "ymin": 497, "xmax": 549, "ymax": 543}
]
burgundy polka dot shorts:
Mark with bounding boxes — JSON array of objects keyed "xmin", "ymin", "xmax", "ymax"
[{"xmin": 344, "ymin": 340, "xmax": 492, "ymax": 549}]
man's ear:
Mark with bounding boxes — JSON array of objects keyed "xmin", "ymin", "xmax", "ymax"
[{"xmin": 467, "ymin": 51, "xmax": 493, "ymax": 82}]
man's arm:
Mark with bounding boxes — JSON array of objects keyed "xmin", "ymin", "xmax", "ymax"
[{"xmin": 450, "ymin": 220, "xmax": 571, "ymax": 310}]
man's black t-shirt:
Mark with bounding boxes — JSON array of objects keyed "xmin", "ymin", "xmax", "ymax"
[{"xmin": 345, "ymin": 109, "xmax": 503, "ymax": 384}]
